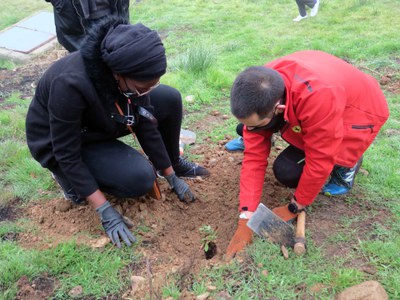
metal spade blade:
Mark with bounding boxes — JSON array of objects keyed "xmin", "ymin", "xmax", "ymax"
[{"xmin": 247, "ymin": 203, "xmax": 295, "ymax": 247}]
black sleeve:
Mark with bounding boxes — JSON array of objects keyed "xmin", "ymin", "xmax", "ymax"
[
  {"xmin": 134, "ymin": 95, "xmax": 172, "ymax": 170},
  {"xmin": 48, "ymin": 74, "xmax": 99, "ymax": 198}
]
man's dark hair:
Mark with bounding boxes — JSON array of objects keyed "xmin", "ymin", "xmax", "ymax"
[{"xmin": 230, "ymin": 66, "xmax": 285, "ymax": 119}]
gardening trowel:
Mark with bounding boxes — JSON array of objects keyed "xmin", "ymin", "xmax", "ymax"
[{"xmin": 247, "ymin": 203, "xmax": 296, "ymax": 247}]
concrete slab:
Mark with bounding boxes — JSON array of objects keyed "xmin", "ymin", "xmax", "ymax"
[
  {"xmin": 0, "ymin": 11, "xmax": 58, "ymax": 62},
  {"xmin": 17, "ymin": 11, "xmax": 56, "ymax": 35},
  {"xmin": 0, "ymin": 27, "xmax": 55, "ymax": 54}
]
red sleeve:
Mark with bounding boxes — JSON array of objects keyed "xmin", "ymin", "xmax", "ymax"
[
  {"xmin": 294, "ymin": 87, "xmax": 346, "ymax": 206},
  {"xmin": 239, "ymin": 128, "xmax": 273, "ymax": 211}
]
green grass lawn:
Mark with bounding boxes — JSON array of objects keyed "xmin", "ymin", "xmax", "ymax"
[{"xmin": 1, "ymin": 0, "xmax": 399, "ymax": 299}]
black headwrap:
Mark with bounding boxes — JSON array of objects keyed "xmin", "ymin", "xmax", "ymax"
[{"xmin": 101, "ymin": 23, "xmax": 166, "ymax": 80}]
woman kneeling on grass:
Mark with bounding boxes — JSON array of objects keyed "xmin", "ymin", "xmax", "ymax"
[{"xmin": 25, "ymin": 16, "xmax": 209, "ymax": 248}]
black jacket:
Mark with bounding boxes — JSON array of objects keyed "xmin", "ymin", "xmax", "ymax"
[
  {"xmin": 47, "ymin": 0, "xmax": 130, "ymax": 51},
  {"xmin": 26, "ymin": 21, "xmax": 171, "ymax": 198}
]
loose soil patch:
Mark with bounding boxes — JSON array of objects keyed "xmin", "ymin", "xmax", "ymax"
[
  {"xmin": 15, "ymin": 274, "xmax": 58, "ymax": 300},
  {"xmin": 0, "ymin": 48, "xmax": 67, "ymax": 103}
]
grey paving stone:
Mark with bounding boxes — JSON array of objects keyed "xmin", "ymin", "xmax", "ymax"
[
  {"xmin": 0, "ymin": 27, "xmax": 54, "ymax": 53},
  {"xmin": 17, "ymin": 11, "xmax": 56, "ymax": 35}
]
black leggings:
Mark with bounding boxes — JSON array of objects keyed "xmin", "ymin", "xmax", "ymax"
[
  {"xmin": 52, "ymin": 84, "xmax": 182, "ymax": 198},
  {"xmin": 151, "ymin": 84, "xmax": 182, "ymax": 165},
  {"xmin": 295, "ymin": 0, "xmax": 317, "ymax": 17},
  {"xmin": 235, "ymin": 123, "xmax": 305, "ymax": 188}
]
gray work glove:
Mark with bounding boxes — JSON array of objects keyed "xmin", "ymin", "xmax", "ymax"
[
  {"xmin": 165, "ymin": 172, "xmax": 195, "ymax": 202},
  {"xmin": 96, "ymin": 201, "xmax": 136, "ymax": 248}
]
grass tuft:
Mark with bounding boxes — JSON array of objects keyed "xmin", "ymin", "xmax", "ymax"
[
  {"xmin": 161, "ymin": 276, "xmax": 181, "ymax": 299},
  {"xmin": 170, "ymin": 42, "xmax": 215, "ymax": 73}
]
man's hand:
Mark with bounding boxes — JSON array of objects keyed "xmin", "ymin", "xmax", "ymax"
[
  {"xmin": 226, "ymin": 218, "xmax": 253, "ymax": 260},
  {"xmin": 96, "ymin": 201, "xmax": 137, "ymax": 248},
  {"xmin": 272, "ymin": 204, "xmax": 298, "ymax": 222},
  {"xmin": 165, "ymin": 172, "xmax": 195, "ymax": 202}
]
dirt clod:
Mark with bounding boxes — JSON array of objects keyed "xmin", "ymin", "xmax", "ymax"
[
  {"xmin": 130, "ymin": 275, "xmax": 146, "ymax": 291},
  {"xmin": 310, "ymin": 283, "xmax": 328, "ymax": 293},
  {"xmin": 215, "ymin": 291, "xmax": 233, "ymax": 300},
  {"xmin": 68, "ymin": 285, "xmax": 83, "ymax": 298},
  {"xmin": 55, "ymin": 200, "xmax": 73, "ymax": 212},
  {"xmin": 360, "ymin": 265, "xmax": 377, "ymax": 275},
  {"xmin": 207, "ymin": 285, "xmax": 217, "ymax": 291},
  {"xmin": 90, "ymin": 237, "xmax": 111, "ymax": 248},
  {"xmin": 336, "ymin": 280, "xmax": 388, "ymax": 300},
  {"xmin": 196, "ymin": 292, "xmax": 210, "ymax": 300}
]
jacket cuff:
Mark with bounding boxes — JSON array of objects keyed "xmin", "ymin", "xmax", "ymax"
[{"xmin": 293, "ymin": 192, "xmax": 313, "ymax": 206}]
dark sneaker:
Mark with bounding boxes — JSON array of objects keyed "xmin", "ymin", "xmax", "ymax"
[
  {"xmin": 322, "ymin": 157, "xmax": 363, "ymax": 196},
  {"xmin": 173, "ymin": 157, "xmax": 210, "ymax": 178},
  {"xmin": 51, "ymin": 172, "xmax": 86, "ymax": 205}
]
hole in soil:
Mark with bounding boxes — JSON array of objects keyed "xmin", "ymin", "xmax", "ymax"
[{"xmin": 204, "ymin": 242, "xmax": 217, "ymax": 260}]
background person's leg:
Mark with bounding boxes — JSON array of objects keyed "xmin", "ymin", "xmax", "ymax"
[
  {"xmin": 82, "ymin": 140, "xmax": 156, "ymax": 198},
  {"xmin": 309, "ymin": 0, "xmax": 320, "ymax": 16},
  {"xmin": 305, "ymin": 0, "xmax": 317, "ymax": 9},
  {"xmin": 295, "ymin": 0, "xmax": 307, "ymax": 17},
  {"xmin": 273, "ymin": 145, "xmax": 305, "ymax": 188}
]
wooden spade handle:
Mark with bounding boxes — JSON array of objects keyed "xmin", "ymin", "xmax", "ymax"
[{"xmin": 294, "ymin": 211, "xmax": 306, "ymax": 256}]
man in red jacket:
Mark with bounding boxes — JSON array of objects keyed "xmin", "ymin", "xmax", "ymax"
[{"xmin": 226, "ymin": 50, "xmax": 389, "ymax": 259}]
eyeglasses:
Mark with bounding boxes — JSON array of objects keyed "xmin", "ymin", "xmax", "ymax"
[
  {"xmin": 132, "ymin": 80, "xmax": 160, "ymax": 97},
  {"xmin": 246, "ymin": 99, "xmax": 283, "ymax": 132},
  {"xmin": 122, "ymin": 77, "xmax": 160, "ymax": 98}
]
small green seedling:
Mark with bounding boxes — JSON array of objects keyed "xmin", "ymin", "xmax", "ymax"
[{"xmin": 199, "ymin": 224, "xmax": 217, "ymax": 252}]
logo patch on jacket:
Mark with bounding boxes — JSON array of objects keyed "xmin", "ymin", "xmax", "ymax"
[{"xmin": 292, "ymin": 126, "xmax": 301, "ymax": 133}]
